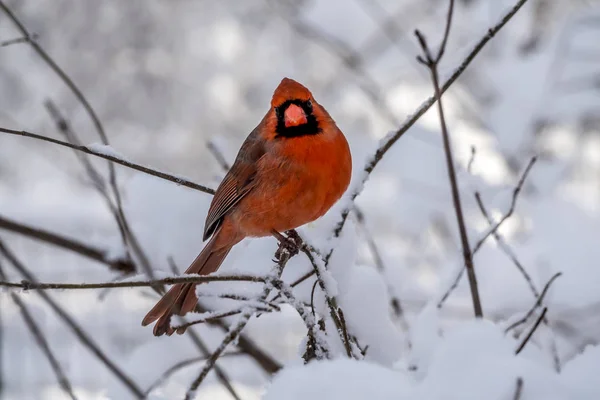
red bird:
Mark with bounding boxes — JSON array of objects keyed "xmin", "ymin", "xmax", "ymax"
[{"xmin": 142, "ymin": 77, "xmax": 352, "ymax": 336}]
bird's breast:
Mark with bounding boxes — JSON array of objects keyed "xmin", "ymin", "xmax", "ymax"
[{"xmin": 231, "ymin": 131, "xmax": 351, "ymax": 237}]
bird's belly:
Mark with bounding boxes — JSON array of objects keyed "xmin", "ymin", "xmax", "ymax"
[{"xmin": 230, "ymin": 167, "xmax": 339, "ymax": 237}]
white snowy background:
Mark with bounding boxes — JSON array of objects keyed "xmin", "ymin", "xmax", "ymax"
[{"xmin": 1, "ymin": 0, "xmax": 600, "ymax": 399}]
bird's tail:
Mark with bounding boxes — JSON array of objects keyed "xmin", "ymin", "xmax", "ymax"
[{"xmin": 141, "ymin": 231, "xmax": 234, "ymax": 336}]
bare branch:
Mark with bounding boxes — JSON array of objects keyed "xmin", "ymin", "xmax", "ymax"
[
  {"xmin": 330, "ymin": 0, "xmax": 533, "ymax": 240},
  {"xmin": 207, "ymin": 140, "xmax": 231, "ymax": 171},
  {"xmin": 0, "ymin": 127, "xmax": 215, "ymax": 195},
  {"xmin": 415, "ymin": 0, "xmax": 483, "ymax": 318},
  {"xmin": 0, "ymin": 240, "xmax": 144, "ymax": 398},
  {"xmin": 0, "ymin": 273, "xmax": 268, "ymax": 291},
  {"xmin": 0, "ymin": 262, "xmax": 77, "ymax": 400},
  {"xmin": 0, "ymin": 35, "xmax": 32, "ymax": 47},
  {"xmin": 467, "ymin": 146, "xmax": 476, "ymax": 173},
  {"xmin": 513, "ymin": 377, "xmax": 524, "ymax": 400},
  {"xmin": 515, "ymin": 307, "xmax": 548, "ymax": 355},
  {"xmin": 438, "ymin": 157, "xmax": 537, "ymax": 309},
  {"xmin": 0, "ymin": 1, "xmax": 139, "ymax": 280},
  {"xmin": 475, "ymin": 192, "xmax": 539, "ymax": 297},
  {"xmin": 505, "ymin": 272, "xmax": 562, "ymax": 333},
  {"xmin": 172, "ymin": 308, "xmax": 270, "ymax": 334},
  {"xmin": 44, "ymin": 100, "xmax": 133, "ymax": 265},
  {"xmin": 473, "ymin": 157, "xmax": 537, "ymax": 253},
  {"xmin": 144, "ymin": 352, "xmax": 243, "ymax": 397},
  {"xmin": 0, "ymin": 214, "xmax": 134, "ymax": 273},
  {"xmin": 353, "ymin": 207, "xmax": 407, "ymax": 326}
]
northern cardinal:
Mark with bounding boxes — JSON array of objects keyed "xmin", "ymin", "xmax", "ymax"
[{"xmin": 142, "ymin": 77, "xmax": 352, "ymax": 336}]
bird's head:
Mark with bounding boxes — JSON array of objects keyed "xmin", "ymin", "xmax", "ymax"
[{"xmin": 271, "ymin": 78, "xmax": 320, "ymax": 137}]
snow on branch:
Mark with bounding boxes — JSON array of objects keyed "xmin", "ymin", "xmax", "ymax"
[{"xmin": 0, "ymin": 127, "xmax": 215, "ymax": 195}]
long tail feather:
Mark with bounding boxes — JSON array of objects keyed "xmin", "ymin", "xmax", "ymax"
[{"xmin": 141, "ymin": 232, "xmax": 234, "ymax": 336}]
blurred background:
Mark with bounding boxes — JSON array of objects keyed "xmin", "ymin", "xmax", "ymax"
[{"xmin": 1, "ymin": 0, "xmax": 599, "ymax": 398}]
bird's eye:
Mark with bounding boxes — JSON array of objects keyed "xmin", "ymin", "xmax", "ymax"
[{"xmin": 306, "ymin": 99, "xmax": 312, "ymax": 109}]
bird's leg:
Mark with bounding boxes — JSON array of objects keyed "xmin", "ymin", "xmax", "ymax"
[{"xmin": 271, "ymin": 229, "xmax": 303, "ymax": 261}]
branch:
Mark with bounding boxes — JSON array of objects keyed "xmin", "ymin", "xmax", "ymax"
[
  {"xmin": 299, "ymin": 244, "xmax": 358, "ymax": 358},
  {"xmin": 353, "ymin": 207, "xmax": 406, "ymax": 325},
  {"xmin": 0, "ymin": 273, "xmax": 268, "ymax": 290},
  {"xmin": 0, "ymin": 262, "xmax": 78, "ymax": 400},
  {"xmin": 0, "ymin": 1, "xmax": 139, "ymax": 279},
  {"xmin": 515, "ymin": 307, "xmax": 547, "ymax": 355},
  {"xmin": 475, "ymin": 192, "xmax": 539, "ymax": 297},
  {"xmin": 473, "ymin": 157, "xmax": 537, "ymax": 253},
  {"xmin": 1, "ymin": 3, "xmax": 276, "ymax": 388},
  {"xmin": 415, "ymin": 0, "xmax": 483, "ymax": 318},
  {"xmin": 272, "ymin": 275, "xmax": 330, "ymax": 360},
  {"xmin": 184, "ymin": 247, "xmax": 292, "ymax": 399},
  {"xmin": 0, "ymin": 35, "xmax": 31, "ymax": 47},
  {"xmin": 43, "ymin": 104, "xmax": 244, "ymax": 396},
  {"xmin": 0, "ymin": 240, "xmax": 145, "ymax": 398},
  {"xmin": 0, "ymin": 127, "xmax": 215, "ymax": 195},
  {"xmin": 505, "ymin": 272, "xmax": 562, "ymax": 333},
  {"xmin": 330, "ymin": 0, "xmax": 532, "ymax": 241},
  {"xmin": 172, "ymin": 307, "xmax": 271, "ymax": 334},
  {"xmin": 438, "ymin": 157, "xmax": 537, "ymax": 308},
  {"xmin": 513, "ymin": 377, "xmax": 524, "ymax": 400},
  {"xmin": 144, "ymin": 352, "xmax": 243, "ymax": 397},
  {"xmin": 44, "ymin": 100, "xmax": 133, "ymax": 266},
  {"xmin": 0, "ymin": 214, "xmax": 134, "ymax": 273},
  {"xmin": 207, "ymin": 140, "xmax": 231, "ymax": 171},
  {"xmin": 44, "ymin": 99, "xmax": 156, "ymax": 280}
]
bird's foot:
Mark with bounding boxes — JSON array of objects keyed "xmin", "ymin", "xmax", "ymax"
[{"xmin": 272, "ymin": 229, "xmax": 304, "ymax": 261}]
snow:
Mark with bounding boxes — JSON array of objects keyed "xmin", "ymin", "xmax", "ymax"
[
  {"xmin": 264, "ymin": 320, "xmax": 599, "ymax": 400},
  {"xmin": 263, "ymin": 358, "xmax": 412, "ymax": 400},
  {"xmin": 1, "ymin": 0, "xmax": 600, "ymax": 399},
  {"xmin": 85, "ymin": 143, "xmax": 126, "ymax": 160}
]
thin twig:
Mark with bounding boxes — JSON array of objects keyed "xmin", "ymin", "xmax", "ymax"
[
  {"xmin": 207, "ymin": 141, "xmax": 230, "ymax": 171},
  {"xmin": 438, "ymin": 157, "xmax": 537, "ymax": 308},
  {"xmin": 467, "ymin": 146, "xmax": 476, "ymax": 173},
  {"xmin": 0, "ymin": 262, "xmax": 77, "ymax": 400},
  {"xmin": 473, "ymin": 157, "xmax": 537, "ymax": 253},
  {"xmin": 415, "ymin": 0, "xmax": 483, "ymax": 318},
  {"xmin": 184, "ymin": 247, "xmax": 291, "ymax": 399},
  {"xmin": 505, "ymin": 272, "xmax": 562, "ymax": 333},
  {"xmin": 0, "ymin": 214, "xmax": 134, "ymax": 273},
  {"xmin": 513, "ymin": 377, "xmax": 524, "ymax": 400},
  {"xmin": 280, "ymin": 282, "xmax": 330, "ymax": 361},
  {"xmin": 0, "ymin": 240, "xmax": 144, "ymax": 398},
  {"xmin": 330, "ymin": 0, "xmax": 532, "ymax": 240},
  {"xmin": 1, "ymin": 3, "xmax": 274, "ymax": 388},
  {"xmin": 337, "ymin": 308, "xmax": 352, "ymax": 358},
  {"xmin": 44, "ymin": 102, "xmax": 158, "ymax": 298},
  {"xmin": 475, "ymin": 192, "xmax": 539, "ymax": 297},
  {"xmin": 0, "ymin": 273, "xmax": 268, "ymax": 290},
  {"xmin": 172, "ymin": 307, "xmax": 270, "ymax": 334},
  {"xmin": 144, "ymin": 352, "xmax": 243, "ymax": 397},
  {"xmin": 299, "ymin": 245, "xmax": 357, "ymax": 358},
  {"xmin": 515, "ymin": 307, "xmax": 547, "ymax": 354},
  {"xmin": 0, "ymin": 1, "xmax": 137, "ymax": 277},
  {"xmin": 0, "ymin": 35, "xmax": 31, "ymax": 47},
  {"xmin": 44, "ymin": 100, "xmax": 134, "ymax": 269},
  {"xmin": 353, "ymin": 207, "xmax": 406, "ymax": 324},
  {"xmin": 0, "ymin": 127, "xmax": 215, "ymax": 195}
]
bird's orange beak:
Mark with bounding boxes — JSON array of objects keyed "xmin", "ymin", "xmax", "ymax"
[{"xmin": 284, "ymin": 104, "xmax": 307, "ymax": 127}]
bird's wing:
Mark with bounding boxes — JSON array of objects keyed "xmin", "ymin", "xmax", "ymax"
[{"xmin": 203, "ymin": 131, "xmax": 266, "ymax": 240}]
